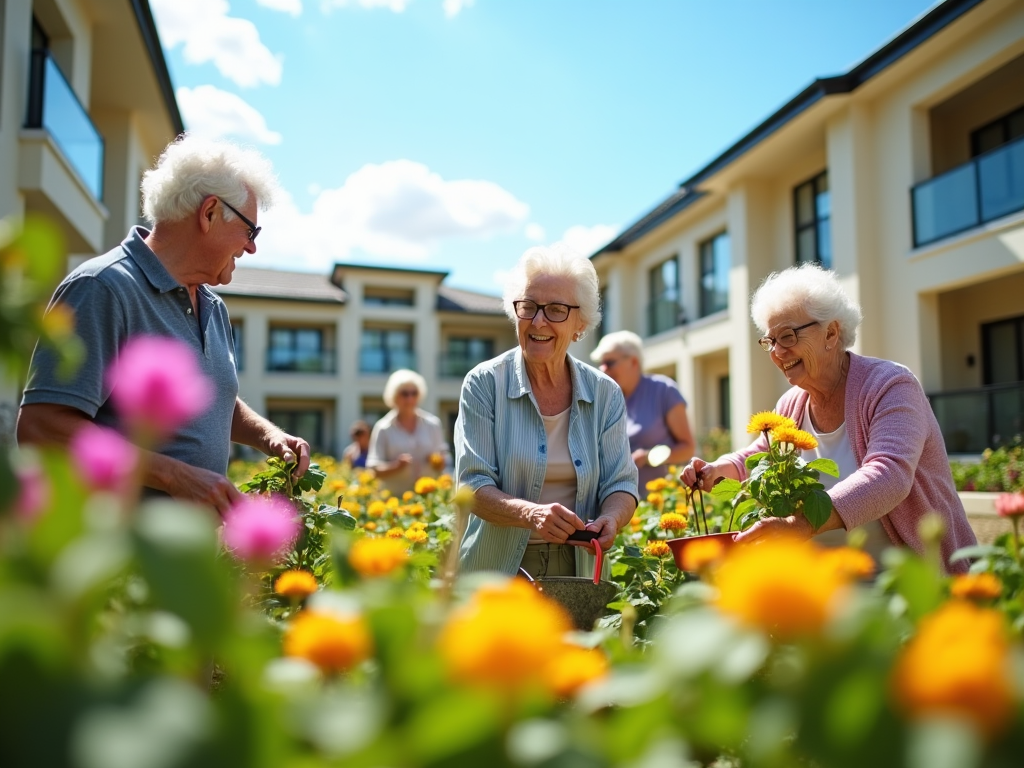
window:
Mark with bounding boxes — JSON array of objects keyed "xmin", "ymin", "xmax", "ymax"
[
  {"xmin": 231, "ymin": 321, "xmax": 244, "ymax": 371},
  {"xmin": 268, "ymin": 408, "xmax": 326, "ymax": 454},
  {"xmin": 982, "ymin": 315, "xmax": 1024, "ymax": 386},
  {"xmin": 648, "ymin": 257, "xmax": 682, "ymax": 336},
  {"xmin": 364, "ymin": 287, "xmax": 414, "ymax": 306},
  {"xmin": 718, "ymin": 375, "xmax": 731, "ymax": 431},
  {"xmin": 360, "ymin": 327, "xmax": 415, "ymax": 373},
  {"xmin": 441, "ymin": 337, "xmax": 494, "ymax": 377},
  {"xmin": 794, "ymin": 171, "xmax": 831, "ymax": 268},
  {"xmin": 267, "ymin": 327, "xmax": 334, "ymax": 373},
  {"xmin": 596, "ymin": 285, "xmax": 607, "ymax": 340},
  {"xmin": 699, "ymin": 232, "xmax": 730, "ymax": 317},
  {"xmin": 971, "ymin": 106, "xmax": 1024, "ymax": 157}
]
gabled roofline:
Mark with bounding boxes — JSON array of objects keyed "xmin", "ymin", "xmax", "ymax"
[
  {"xmin": 129, "ymin": 0, "xmax": 185, "ymax": 136},
  {"xmin": 331, "ymin": 262, "xmax": 451, "ymax": 279}
]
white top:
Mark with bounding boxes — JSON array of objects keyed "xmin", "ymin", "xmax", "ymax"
[
  {"xmin": 367, "ymin": 409, "xmax": 448, "ymax": 495},
  {"xmin": 529, "ymin": 407, "xmax": 578, "ymax": 543},
  {"xmin": 800, "ymin": 400, "xmax": 891, "ymax": 563}
]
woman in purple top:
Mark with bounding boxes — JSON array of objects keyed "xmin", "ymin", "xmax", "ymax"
[{"xmin": 591, "ymin": 331, "xmax": 695, "ymax": 487}]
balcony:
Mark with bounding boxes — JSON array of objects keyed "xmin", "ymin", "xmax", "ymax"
[
  {"xmin": 266, "ymin": 348, "xmax": 336, "ymax": 374},
  {"xmin": 439, "ymin": 351, "xmax": 490, "ymax": 378},
  {"xmin": 359, "ymin": 349, "xmax": 417, "ymax": 375},
  {"xmin": 928, "ymin": 381, "xmax": 1024, "ymax": 454},
  {"xmin": 912, "ymin": 135, "xmax": 1024, "ymax": 247},
  {"xmin": 25, "ymin": 49, "xmax": 104, "ymax": 201},
  {"xmin": 647, "ymin": 298, "xmax": 685, "ymax": 337}
]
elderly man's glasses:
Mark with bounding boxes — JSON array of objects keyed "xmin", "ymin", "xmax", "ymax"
[
  {"xmin": 218, "ymin": 198, "xmax": 261, "ymax": 242},
  {"xmin": 513, "ymin": 300, "xmax": 580, "ymax": 323},
  {"xmin": 758, "ymin": 321, "xmax": 818, "ymax": 352}
]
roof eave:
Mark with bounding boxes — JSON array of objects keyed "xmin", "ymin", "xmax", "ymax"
[{"xmin": 129, "ymin": 0, "xmax": 185, "ymax": 136}]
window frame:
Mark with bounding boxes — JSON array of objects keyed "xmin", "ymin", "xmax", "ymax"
[
  {"xmin": 647, "ymin": 255, "xmax": 682, "ymax": 336},
  {"xmin": 360, "ymin": 325, "xmax": 415, "ymax": 374},
  {"xmin": 266, "ymin": 326, "xmax": 333, "ymax": 373},
  {"xmin": 698, "ymin": 231, "xmax": 730, "ymax": 318},
  {"xmin": 793, "ymin": 170, "xmax": 831, "ymax": 268},
  {"xmin": 970, "ymin": 105, "xmax": 1024, "ymax": 158}
]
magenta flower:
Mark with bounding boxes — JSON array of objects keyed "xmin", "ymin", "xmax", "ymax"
[
  {"xmin": 69, "ymin": 423, "xmax": 139, "ymax": 492},
  {"xmin": 995, "ymin": 492, "xmax": 1024, "ymax": 518},
  {"xmin": 13, "ymin": 460, "xmax": 50, "ymax": 523},
  {"xmin": 222, "ymin": 495, "xmax": 301, "ymax": 563},
  {"xmin": 106, "ymin": 336, "xmax": 213, "ymax": 439}
]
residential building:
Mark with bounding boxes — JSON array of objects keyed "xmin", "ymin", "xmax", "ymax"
[
  {"xmin": 214, "ymin": 264, "xmax": 518, "ymax": 456},
  {"xmin": 588, "ymin": 0, "xmax": 1024, "ymax": 456},
  {"xmin": 0, "ymin": 0, "xmax": 183, "ymax": 437}
]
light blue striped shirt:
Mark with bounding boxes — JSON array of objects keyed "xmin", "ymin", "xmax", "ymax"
[{"xmin": 455, "ymin": 347, "xmax": 639, "ymax": 576}]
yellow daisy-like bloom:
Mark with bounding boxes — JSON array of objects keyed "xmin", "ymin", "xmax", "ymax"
[
  {"xmin": 428, "ymin": 453, "xmax": 446, "ymax": 471},
  {"xmin": 544, "ymin": 645, "xmax": 609, "ymax": 698},
  {"xmin": 408, "ymin": 520, "xmax": 427, "ymax": 530},
  {"xmin": 405, "ymin": 527, "xmax": 428, "ymax": 544},
  {"xmin": 438, "ymin": 579, "xmax": 572, "ymax": 692},
  {"xmin": 950, "ymin": 573, "xmax": 1003, "ymax": 602},
  {"xmin": 363, "ymin": 521, "xmax": 377, "ymax": 531},
  {"xmin": 770, "ymin": 425, "xmax": 818, "ymax": 451},
  {"xmin": 341, "ymin": 500, "xmax": 362, "ymax": 516},
  {"xmin": 646, "ymin": 478, "xmax": 668, "ymax": 492},
  {"xmin": 273, "ymin": 569, "xmax": 318, "ymax": 600},
  {"xmin": 367, "ymin": 500, "xmax": 387, "ymax": 518},
  {"xmin": 329, "ymin": 480, "xmax": 346, "ymax": 492},
  {"xmin": 415, "ymin": 477, "xmax": 439, "ymax": 495},
  {"xmin": 283, "ymin": 610, "xmax": 372, "ymax": 674},
  {"xmin": 629, "ymin": 514, "xmax": 643, "ymax": 531},
  {"xmin": 714, "ymin": 537, "xmax": 849, "ymax": 641},
  {"xmin": 386, "ymin": 496, "xmax": 400, "ymax": 510},
  {"xmin": 681, "ymin": 536, "xmax": 727, "ymax": 572},
  {"xmin": 746, "ymin": 411, "xmax": 797, "ymax": 434},
  {"xmin": 820, "ymin": 547, "xmax": 875, "ymax": 580},
  {"xmin": 647, "ymin": 492, "xmax": 664, "ymax": 510},
  {"xmin": 407, "ymin": 503, "xmax": 425, "ymax": 517},
  {"xmin": 402, "ymin": 491, "xmax": 414, "ymax": 501},
  {"xmin": 438, "ymin": 474, "xmax": 453, "ymax": 490},
  {"xmin": 357, "ymin": 471, "xmax": 376, "ymax": 485},
  {"xmin": 386, "ymin": 526, "xmax": 405, "ymax": 539},
  {"xmin": 659, "ymin": 512, "xmax": 688, "ymax": 531},
  {"xmin": 644, "ymin": 540, "xmax": 670, "ymax": 558},
  {"xmin": 892, "ymin": 601, "xmax": 1014, "ymax": 737},
  {"xmin": 348, "ymin": 536, "xmax": 409, "ymax": 577}
]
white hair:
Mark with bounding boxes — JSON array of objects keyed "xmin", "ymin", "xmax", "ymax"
[
  {"xmin": 502, "ymin": 244, "xmax": 602, "ymax": 335},
  {"xmin": 383, "ymin": 369, "xmax": 428, "ymax": 410},
  {"xmin": 590, "ymin": 330, "xmax": 644, "ymax": 365},
  {"xmin": 750, "ymin": 263, "xmax": 862, "ymax": 350},
  {"xmin": 141, "ymin": 134, "xmax": 279, "ymax": 225}
]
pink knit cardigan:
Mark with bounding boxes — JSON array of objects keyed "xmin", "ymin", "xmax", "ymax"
[{"xmin": 722, "ymin": 353, "xmax": 976, "ymax": 574}]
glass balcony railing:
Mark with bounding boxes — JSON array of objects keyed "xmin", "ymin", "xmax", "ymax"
[
  {"xmin": 25, "ymin": 49, "xmax": 104, "ymax": 201},
  {"xmin": 647, "ymin": 298, "xmax": 685, "ymax": 337},
  {"xmin": 266, "ymin": 348, "xmax": 336, "ymax": 374},
  {"xmin": 912, "ymin": 135, "xmax": 1024, "ymax": 247},
  {"xmin": 928, "ymin": 381, "xmax": 1024, "ymax": 454},
  {"xmin": 359, "ymin": 349, "xmax": 417, "ymax": 375},
  {"xmin": 438, "ymin": 352, "xmax": 491, "ymax": 378}
]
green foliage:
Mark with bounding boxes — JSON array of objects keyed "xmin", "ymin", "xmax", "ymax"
[
  {"xmin": 951, "ymin": 437, "xmax": 1024, "ymax": 492},
  {"xmin": 699, "ymin": 426, "xmax": 733, "ymax": 462}
]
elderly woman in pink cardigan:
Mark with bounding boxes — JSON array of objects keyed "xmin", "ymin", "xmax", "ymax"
[{"xmin": 681, "ymin": 264, "xmax": 975, "ymax": 573}]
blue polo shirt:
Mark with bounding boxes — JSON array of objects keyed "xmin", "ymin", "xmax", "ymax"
[{"xmin": 22, "ymin": 227, "xmax": 240, "ymax": 477}]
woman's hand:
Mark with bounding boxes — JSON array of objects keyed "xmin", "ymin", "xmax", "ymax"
[
  {"xmin": 527, "ymin": 502, "xmax": 586, "ymax": 543},
  {"xmin": 580, "ymin": 515, "xmax": 620, "ymax": 551},
  {"xmin": 734, "ymin": 515, "xmax": 814, "ymax": 543},
  {"xmin": 680, "ymin": 457, "xmax": 729, "ymax": 492}
]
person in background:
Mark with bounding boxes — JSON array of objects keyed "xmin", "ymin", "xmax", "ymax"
[
  {"xmin": 367, "ymin": 369, "xmax": 448, "ymax": 495},
  {"xmin": 342, "ymin": 420, "xmax": 371, "ymax": 469},
  {"xmin": 591, "ymin": 330, "xmax": 695, "ymax": 487}
]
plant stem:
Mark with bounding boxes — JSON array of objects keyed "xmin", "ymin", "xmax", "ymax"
[{"xmin": 1012, "ymin": 516, "xmax": 1021, "ymax": 566}]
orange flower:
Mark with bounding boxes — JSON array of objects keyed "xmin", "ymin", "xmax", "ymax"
[
  {"xmin": 386, "ymin": 496, "xmax": 400, "ymax": 510},
  {"xmin": 348, "ymin": 536, "xmax": 409, "ymax": 577},
  {"xmin": 681, "ymin": 537, "xmax": 726, "ymax": 572},
  {"xmin": 820, "ymin": 547, "xmax": 875, "ymax": 580},
  {"xmin": 428, "ymin": 453, "xmax": 446, "ymax": 472},
  {"xmin": 770, "ymin": 426, "xmax": 818, "ymax": 451},
  {"xmin": 414, "ymin": 477, "xmax": 438, "ymax": 495},
  {"xmin": 363, "ymin": 521, "xmax": 377, "ymax": 532},
  {"xmin": 544, "ymin": 645, "xmax": 609, "ymax": 698},
  {"xmin": 629, "ymin": 514, "xmax": 643, "ymax": 531},
  {"xmin": 407, "ymin": 503, "xmax": 425, "ymax": 517},
  {"xmin": 404, "ymin": 527, "xmax": 428, "ymax": 544},
  {"xmin": 283, "ymin": 610, "xmax": 372, "ymax": 673},
  {"xmin": 659, "ymin": 512, "xmax": 688, "ymax": 531},
  {"xmin": 273, "ymin": 569, "xmax": 318, "ymax": 600},
  {"xmin": 438, "ymin": 474, "xmax": 453, "ymax": 491},
  {"xmin": 385, "ymin": 526, "xmax": 404, "ymax": 539},
  {"xmin": 647, "ymin": 492, "xmax": 664, "ymax": 510},
  {"xmin": 950, "ymin": 573, "xmax": 1002, "ymax": 601},
  {"xmin": 367, "ymin": 500, "xmax": 387, "ymax": 518},
  {"xmin": 402, "ymin": 491, "xmax": 414, "ymax": 502},
  {"xmin": 892, "ymin": 601, "xmax": 1014, "ymax": 737},
  {"xmin": 646, "ymin": 478, "xmax": 668, "ymax": 492},
  {"xmin": 746, "ymin": 411, "xmax": 797, "ymax": 434},
  {"xmin": 644, "ymin": 540, "xmax": 670, "ymax": 558}
]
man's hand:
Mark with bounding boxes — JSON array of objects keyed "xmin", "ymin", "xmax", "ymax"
[
  {"xmin": 527, "ymin": 503, "xmax": 586, "ymax": 543},
  {"xmin": 162, "ymin": 461, "xmax": 244, "ymax": 516},
  {"xmin": 579, "ymin": 514, "xmax": 620, "ymax": 551},
  {"xmin": 266, "ymin": 430, "xmax": 311, "ymax": 480},
  {"xmin": 632, "ymin": 448, "xmax": 649, "ymax": 468}
]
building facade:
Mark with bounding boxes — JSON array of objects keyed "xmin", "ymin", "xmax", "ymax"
[{"xmin": 588, "ymin": 0, "xmax": 1024, "ymax": 456}]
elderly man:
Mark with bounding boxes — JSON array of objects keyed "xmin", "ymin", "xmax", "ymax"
[{"xmin": 17, "ymin": 135, "xmax": 309, "ymax": 514}]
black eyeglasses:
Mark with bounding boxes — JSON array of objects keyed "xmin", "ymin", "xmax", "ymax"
[
  {"xmin": 758, "ymin": 321, "xmax": 818, "ymax": 352},
  {"xmin": 218, "ymin": 198, "xmax": 261, "ymax": 242},
  {"xmin": 513, "ymin": 300, "xmax": 580, "ymax": 323}
]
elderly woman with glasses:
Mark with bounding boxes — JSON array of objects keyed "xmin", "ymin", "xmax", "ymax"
[
  {"xmin": 367, "ymin": 369, "xmax": 448, "ymax": 494},
  {"xmin": 680, "ymin": 263, "xmax": 975, "ymax": 573},
  {"xmin": 591, "ymin": 330, "xmax": 695, "ymax": 488},
  {"xmin": 455, "ymin": 246, "xmax": 638, "ymax": 579}
]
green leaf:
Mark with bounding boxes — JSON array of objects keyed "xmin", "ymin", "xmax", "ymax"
[
  {"xmin": 807, "ymin": 457, "xmax": 840, "ymax": 477},
  {"xmin": 710, "ymin": 478, "xmax": 742, "ymax": 499},
  {"xmin": 744, "ymin": 452, "xmax": 768, "ymax": 470},
  {"xmin": 802, "ymin": 489, "xmax": 832, "ymax": 530}
]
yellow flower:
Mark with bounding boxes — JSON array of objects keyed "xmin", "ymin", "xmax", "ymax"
[
  {"xmin": 438, "ymin": 579, "xmax": 572, "ymax": 692},
  {"xmin": 644, "ymin": 540, "xmax": 670, "ymax": 558},
  {"xmin": 646, "ymin": 478, "xmax": 668, "ymax": 492},
  {"xmin": 348, "ymin": 536, "xmax": 409, "ymax": 577},
  {"xmin": 892, "ymin": 601, "xmax": 1014, "ymax": 737},
  {"xmin": 273, "ymin": 569, "xmax": 318, "ymax": 600},
  {"xmin": 647, "ymin": 492, "xmax": 664, "ymax": 510},
  {"xmin": 367, "ymin": 500, "xmax": 387, "ymax": 518},
  {"xmin": 714, "ymin": 538, "xmax": 848, "ymax": 640},
  {"xmin": 386, "ymin": 496, "xmax": 400, "ymax": 510},
  {"xmin": 820, "ymin": 547, "xmax": 875, "ymax": 580},
  {"xmin": 659, "ymin": 512, "xmax": 688, "ymax": 531},
  {"xmin": 438, "ymin": 474, "xmax": 453, "ymax": 490},
  {"xmin": 746, "ymin": 411, "xmax": 797, "ymax": 434},
  {"xmin": 415, "ymin": 477, "xmax": 438, "ymax": 495},
  {"xmin": 357, "ymin": 471, "xmax": 375, "ymax": 485},
  {"xmin": 950, "ymin": 573, "xmax": 1002, "ymax": 601},
  {"xmin": 386, "ymin": 526, "xmax": 404, "ymax": 539},
  {"xmin": 770, "ymin": 425, "xmax": 818, "ymax": 451},
  {"xmin": 341, "ymin": 500, "xmax": 363, "ymax": 516},
  {"xmin": 544, "ymin": 645, "xmax": 609, "ymax": 698},
  {"xmin": 409, "ymin": 520, "xmax": 427, "ymax": 531},
  {"xmin": 681, "ymin": 537, "xmax": 727, "ymax": 572},
  {"xmin": 629, "ymin": 514, "xmax": 643, "ymax": 531},
  {"xmin": 363, "ymin": 521, "xmax": 377, "ymax": 531},
  {"xmin": 407, "ymin": 503, "xmax": 425, "ymax": 517},
  {"xmin": 283, "ymin": 610, "xmax": 372, "ymax": 674},
  {"xmin": 402, "ymin": 491, "xmax": 414, "ymax": 501},
  {"xmin": 404, "ymin": 527, "xmax": 428, "ymax": 544},
  {"xmin": 428, "ymin": 452, "xmax": 446, "ymax": 471},
  {"xmin": 329, "ymin": 480, "xmax": 346, "ymax": 492}
]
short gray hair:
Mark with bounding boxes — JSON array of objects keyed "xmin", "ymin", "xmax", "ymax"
[
  {"xmin": 750, "ymin": 263, "xmax": 862, "ymax": 350},
  {"xmin": 383, "ymin": 368, "xmax": 428, "ymax": 410},
  {"xmin": 590, "ymin": 330, "xmax": 643, "ymax": 365},
  {"xmin": 141, "ymin": 134, "xmax": 279, "ymax": 225},
  {"xmin": 502, "ymin": 245, "xmax": 601, "ymax": 335}
]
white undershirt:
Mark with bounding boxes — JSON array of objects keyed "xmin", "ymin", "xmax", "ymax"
[
  {"xmin": 800, "ymin": 400, "xmax": 891, "ymax": 563},
  {"xmin": 529, "ymin": 407, "xmax": 578, "ymax": 544}
]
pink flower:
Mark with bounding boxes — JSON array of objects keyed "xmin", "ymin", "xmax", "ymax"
[
  {"xmin": 13, "ymin": 460, "xmax": 50, "ymax": 523},
  {"xmin": 106, "ymin": 336, "xmax": 213, "ymax": 439},
  {"xmin": 222, "ymin": 495, "xmax": 301, "ymax": 563},
  {"xmin": 995, "ymin": 492, "xmax": 1024, "ymax": 518},
  {"xmin": 69, "ymin": 423, "xmax": 139, "ymax": 492}
]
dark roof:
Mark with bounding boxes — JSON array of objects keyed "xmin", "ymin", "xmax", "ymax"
[
  {"xmin": 596, "ymin": 0, "xmax": 986, "ymax": 256},
  {"xmin": 213, "ymin": 267, "xmax": 348, "ymax": 304},
  {"xmin": 331, "ymin": 262, "xmax": 450, "ymax": 280},
  {"xmin": 130, "ymin": 0, "xmax": 185, "ymax": 136},
  {"xmin": 436, "ymin": 285, "xmax": 505, "ymax": 314}
]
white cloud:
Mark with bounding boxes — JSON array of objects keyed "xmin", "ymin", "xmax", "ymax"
[
  {"xmin": 320, "ymin": 0, "xmax": 411, "ymax": 12},
  {"xmin": 442, "ymin": 0, "xmax": 475, "ymax": 18},
  {"xmin": 524, "ymin": 222, "xmax": 545, "ymax": 242},
  {"xmin": 257, "ymin": 0, "xmax": 303, "ymax": 15},
  {"xmin": 151, "ymin": 0, "xmax": 283, "ymax": 88},
  {"xmin": 553, "ymin": 224, "xmax": 619, "ymax": 257},
  {"xmin": 248, "ymin": 160, "xmax": 529, "ymax": 270},
  {"xmin": 177, "ymin": 85, "xmax": 283, "ymax": 144}
]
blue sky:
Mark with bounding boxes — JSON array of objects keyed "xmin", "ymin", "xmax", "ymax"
[{"xmin": 152, "ymin": 0, "xmax": 938, "ymax": 295}]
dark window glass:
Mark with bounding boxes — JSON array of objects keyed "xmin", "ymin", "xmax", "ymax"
[
  {"xmin": 719, "ymin": 374, "xmax": 731, "ymax": 431},
  {"xmin": 267, "ymin": 328, "xmax": 333, "ymax": 373},
  {"xmin": 699, "ymin": 232, "xmax": 730, "ymax": 318},
  {"xmin": 360, "ymin": 327, "xmax": 415, "ymax": 373},
  {"xmin": 793, "ymin": 171, "xmax": 831, "ymax": 268},
  {"xmin": 647, "ymin": 257, "xmax": 682, "ymax": 335},
  {"xmin": 268, "ymin": 409, "xmax": 326, "ymax": 453},
  {"xmin": 982, "ymin": 315, "xmax": 1024, "ymax": 385},
  {"xmin": 231, "ymin": 321, "xmax": 243, "ymax": 371},
  {"xmin": 971, "ymin": 106, "xmax": 1024, "ymax": 157}
]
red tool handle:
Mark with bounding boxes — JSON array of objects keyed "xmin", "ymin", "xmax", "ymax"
[{"xmin": 591, "ymin": 538, "xmax": 602, "ymax": 585}]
